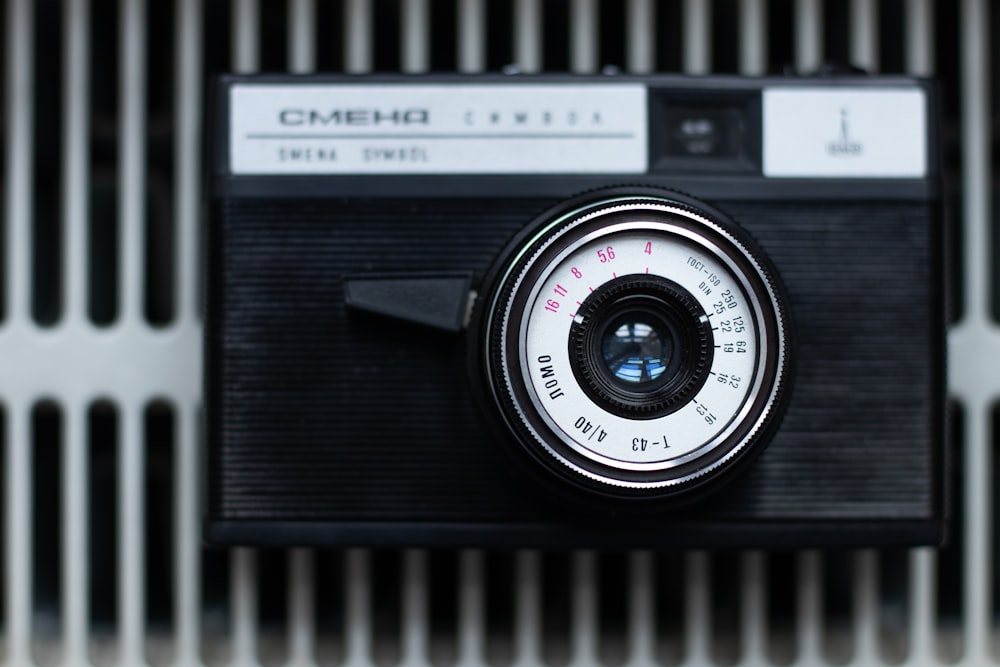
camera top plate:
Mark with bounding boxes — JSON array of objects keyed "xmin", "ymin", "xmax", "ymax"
[{"xmin": 209, "ymin": 73, "xmax": 939, "ymax": 202}]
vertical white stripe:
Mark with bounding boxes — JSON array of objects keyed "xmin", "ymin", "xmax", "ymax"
[
  {"xmin": 741, "ymin": 551, "xmax": 767, "ymax": 663},
  {"xmin": 626, "ymin": 0, "xmax": 654, "ymax": 74},
  {"xmin": 570, "ymin": 0, "xmax": 598, "ymax": 73},
  {"xmin": 964, "ymin": 406, "xmax": 991, "ymax": 660},
  {"xmin": 232, "ymin": 0, "xmax": 260, "ymax": 73},
  {"xmin": 850, "ymin": 0, "xmax": 878, "ymax": 72},
  {"xmin": 119, "ymin": 0, "xmax": 147, "ymax": 327},
  {"xmin": 173, "ymin": 401, "xmax": 200, "ymax": 664},
  {"xmin": 289, "ymin": 0, "xmax": 316, "ymax": 73},
  {"xmin": 344, "ymin": 549, "xmax": 372, "ymax": 667},
  {"xmin": 740, "ymin": 0, "xmax": 767, "ymax": 75},
  {"xmin": 796, "ymin": 551, "xmax": 823, "ymax": 663},
  {"xmin": 63, "ymin": 402, "xmax": 88, "ymax": 661},
  {"xmin": 345, "ymin": 0, "xmax": 373, "ymax": 74},
  {"xmin": 119, "ymin": 2, "xmax": 149, "ymax": 655},
  {"xmin": 4, "ymin": 0, "xmax": 33, "ymax": 324},
  {"xmin": 514, "ymin": 0, "xmax": 541, "ymax": 73},
  {"xmin": 174, "ymin": 0, "xmax": 202, "ymax": 654},
  {"xmin": 853, "ymin": 550, "xmax": 878, "ymax": 663},
  {"xmin": 795, "ymin": 0, "xmax": 823, "ymax": 73},
  {"xmin": 683, "ymin": 0, "xmax": 712, "ymax": 74},
  {"xmin": 288, "ymin": 548, "xmax": 316, "ymax": 666},
  {"xmin": 6, "ymin": 401, "xmax": 31, "ymax": 663},
  {"xmin": 959, "ymin": 0, "xmax": 990, "ymax": 323},
  {"xmin": 626, "ymin": 551, "xmax": 655, "ymax": 663},
  {"xmin": 64, "ymin": 0, "xmax": 96, "ymax": 645},
  {"xmin": 401, "ymin": 549, "xmax": 429, "ymax": 666},
  {"xmin": 513, "ymin": 550, "xmax": 541, "ymax": 665},
  {"xmin": 62, "ymin": 0, "xmax": 90, "ymax": 323},
  {"xmin": 683, "ymin": 551, "xmax": 710, "ymax": 663},
  {"xmin": 457, "ymin": 550, "xmax": 486, "ymax": 664},
  {"xmin": 959, "ymin": 0, "xmax": 992, "ymax": 657},
  {"xmin": 232, "ymin": 547, "xmax": 260, "ymax": 665},
  {"xmin": 909, "ymin": 548, "xmax": 936, "ymax": 659},
  {"xmin": 906, "ymin": 0, "xmax": 934, "ymax": 76},
  {"xmin": 457, "ymin": 0, "xmax": 486, "ymax": 73},
  {"xmin": 401, "ymin": 0, "xmax": 430, "ymax": 73},
  {"xmin": 119, "ymin": 400, "xmax": 145, "ymax": 664},
  {"xmin": 173, "ymin": 0, "xmax": 201, "ymax": 325},
  {"xmin": 571, "ymin": 551, "xmax": 598, "ymax": 660}
]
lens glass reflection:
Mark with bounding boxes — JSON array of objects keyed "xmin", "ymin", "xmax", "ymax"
[{"xmin": 601, "ymin": 319, "xmax": 672, "ymax": 386}]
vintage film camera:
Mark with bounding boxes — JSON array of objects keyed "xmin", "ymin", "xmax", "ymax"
[{"xmin": 205, "ymin": 74, "xmax": 945, "ymax": 548}]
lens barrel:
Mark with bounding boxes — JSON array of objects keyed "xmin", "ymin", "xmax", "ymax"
[
  {"xmin": 569, "ymin": 275, "xmax": 713, "ymax": 420},
  {"xmin": 480, "ymin": 192, "xmax": 790, "ymax": 502}
]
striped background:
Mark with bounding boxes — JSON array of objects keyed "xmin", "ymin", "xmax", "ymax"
[{"xmin": 2, "ymin": 1, "xmax": 996, "ymax": 666}]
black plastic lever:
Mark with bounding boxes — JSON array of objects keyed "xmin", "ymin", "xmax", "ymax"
[{"xmin": 343, "ymin": 273, "xmax": 475, "ymax": 333}]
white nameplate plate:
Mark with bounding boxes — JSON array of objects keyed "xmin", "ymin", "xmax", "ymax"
[
  {"xmin": 762, "ymin": 87, "xmax": 927, "ymax": 178},
  {"xmin": 230, "ymin": 83, "xmax": 649, "ymax": 175}
]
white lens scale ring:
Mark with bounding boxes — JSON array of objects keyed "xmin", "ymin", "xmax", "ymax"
[{"xmin": 487, "ymin": 196, "xmax": 790, "ymax": 495}]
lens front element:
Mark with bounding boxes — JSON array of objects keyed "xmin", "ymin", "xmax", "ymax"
[
  {"xmin": 569, "ymin": 275, "xmax": 713, "ymax": 420},
  {"xmin": 484, "ymin": 195, "xmax": 790, "ymax": 500},
  {"xmin": 602, "ymin": 317, "xmax": 671, "ymax": 386}
]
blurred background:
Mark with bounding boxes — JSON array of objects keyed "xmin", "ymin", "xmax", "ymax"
[{"xmin": 1, "ymin": 0, "xmax": 997, "ymax": 666}]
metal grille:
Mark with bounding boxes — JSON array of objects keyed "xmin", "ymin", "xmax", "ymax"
[{"xmin": 1, "ymin": 0, "xmax": 995, "ymax": 666}]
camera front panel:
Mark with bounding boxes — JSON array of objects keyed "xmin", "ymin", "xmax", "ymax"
[{"xmin": 205, "ymin": 74, "xmax": 944, "ymax": 548}]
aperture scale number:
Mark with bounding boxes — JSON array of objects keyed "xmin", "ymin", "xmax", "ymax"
[{"xmin": 540, "ymin": 241, "xmax": 655, "ymax": 315}]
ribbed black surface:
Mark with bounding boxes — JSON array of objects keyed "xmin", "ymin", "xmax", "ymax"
[
  {"xmin": 696, "ymin": 202, "xmax": 943, "ymax": 521},
  {"xmin": 206, "ymin": 196, "xmax": 943, "ymax": 544}
]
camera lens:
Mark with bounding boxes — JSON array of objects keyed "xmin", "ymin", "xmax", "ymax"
[
  {"xmin": 482, "ymin": 193, "xmax": 790, "ymax": 501},
  {"xmin": 569, "ymin": 275, "xmax": 713, "ymax": 419},
  {"xmin": 600, "ymin": 314, "xmax": 673, "ymax": 388}
]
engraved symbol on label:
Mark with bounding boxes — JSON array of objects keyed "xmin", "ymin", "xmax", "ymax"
[{"xmin": 826, "ymin": 108, "xmax": 863, "ymax": 157}]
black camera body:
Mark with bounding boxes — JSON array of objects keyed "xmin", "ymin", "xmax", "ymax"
[{"xmin": 205, "ymin": 74, "xmax": 945, "ymax": 549}]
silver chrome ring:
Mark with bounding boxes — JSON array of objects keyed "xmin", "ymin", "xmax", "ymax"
[{"xmin": 486, "ymin": 197, "xmax": 789, "ymax": 492}]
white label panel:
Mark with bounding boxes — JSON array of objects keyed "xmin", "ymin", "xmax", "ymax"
[
  {"xmin": 762, "ymin": 87, "xmax": 927, "ymax": 178},
  {"xmin": 230, "ymin": 84, "xmax": 648, "ymax": 174}
]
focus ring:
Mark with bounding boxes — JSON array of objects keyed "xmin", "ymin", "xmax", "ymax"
[{"xmin": 568, "ymin": 274, "xmax": 714, "ymax": 420}]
